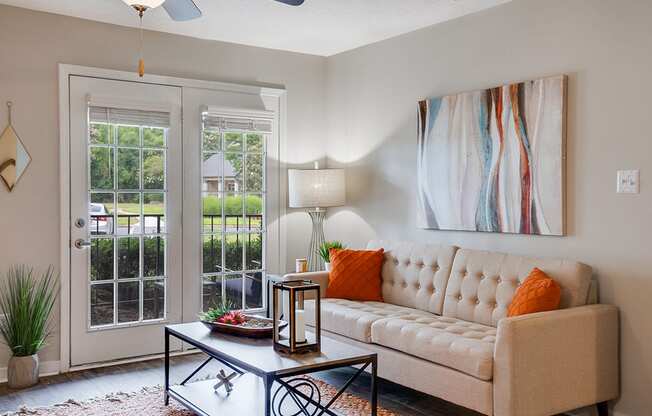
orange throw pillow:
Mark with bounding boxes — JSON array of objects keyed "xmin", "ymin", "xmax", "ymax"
[
  {"xmin": 507, "ymin": 268, "xmax": 561, "ymax": 317},
  {"xmin": 325, "ymin": 248, "xmax": 385, "ymax": 302}
]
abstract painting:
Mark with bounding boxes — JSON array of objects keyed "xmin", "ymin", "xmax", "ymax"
[{"xmin": 417, "ymin": 75, "xmax": 566, "ymax": 235}]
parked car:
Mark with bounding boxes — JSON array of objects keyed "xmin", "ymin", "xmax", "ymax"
[{"xmin": 89, "ymin": 203, "xmax": 113, "ymax": 234}]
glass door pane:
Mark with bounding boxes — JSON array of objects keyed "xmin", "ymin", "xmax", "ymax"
[
  {"xmin": 200, "ymin": 115, "xmax": 268, "ymax": 312},
  {"xmin": 88, "ymin": 121, "xmax": 168, "ymax": 327}
]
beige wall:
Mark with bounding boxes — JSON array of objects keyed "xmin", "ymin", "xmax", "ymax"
[
  {"xmin": 2, "ymin": 0, "xmax": 651, "ymax": 414},
  {"xmin": 325, "ymin": 0, "xmax": 651, "ymax": 414},
  {"xmin": 0, "ymin": 5, "xmax": 325, "ymax": 368}
]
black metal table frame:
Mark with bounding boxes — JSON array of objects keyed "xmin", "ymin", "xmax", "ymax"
[{"xmin": 165, "ymin": 327, "xmax": 378, "ymax": 416}]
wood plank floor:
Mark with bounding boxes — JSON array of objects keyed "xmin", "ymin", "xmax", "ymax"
[{"xmin": 0, "ymin": 353, "xmax": 482, "ymax": 415}]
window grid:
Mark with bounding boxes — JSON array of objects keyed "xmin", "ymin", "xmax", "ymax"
[
  {"xmin": 87, "ymin": 122, "xmax": 168, "ymax": 329},
  {"xmin": 201, "ymin": 120, "xmax": 267, "ymax": 313}
]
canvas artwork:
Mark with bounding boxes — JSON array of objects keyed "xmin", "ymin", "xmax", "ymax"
[{"xmin": 417, "ymin": 75, "xmax": 566, "ymax": 235}]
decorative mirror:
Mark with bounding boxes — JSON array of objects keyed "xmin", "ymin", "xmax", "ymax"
[{"xmin": 0, "ymin": 102, "xmax": 31, "ymax": 191}]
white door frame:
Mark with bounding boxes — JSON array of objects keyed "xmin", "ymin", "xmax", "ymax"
[{"xmin": 58, "ymin": 64, "xmax": 287, "ymax": 373}]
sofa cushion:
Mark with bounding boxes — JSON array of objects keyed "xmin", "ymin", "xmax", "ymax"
[
  {"xmin": 366, "ymin": 240, "xmax": 458, "ymax": 315},
  {"xmin": 371, "ymin": 314, "xmax": 496, "ymax": 381},
  {"xmin": 507, "ymin": 268, "xmax": 561, "ymax": 317},
  {"xmin": 326, "ymin": 248, "xmax": 385, "ymax": 301},
  {"xmin": 442, "ymin": 249, "xmax": 592, "ymax": 326},
  {"xmin": 303, "ymin": 298, "xmax": 425, "ymax": 343}
]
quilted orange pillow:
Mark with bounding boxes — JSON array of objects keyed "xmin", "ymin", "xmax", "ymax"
[
  {"xmin": 325, "ymin": 248, "xmax": 384, "ymax": 301},
  {"xmin": 507, "ymin": 268, "xmax": 561, "ymax": 317}
]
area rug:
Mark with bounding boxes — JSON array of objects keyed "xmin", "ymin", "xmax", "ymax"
[{"xmin": 3, "ymin": 377, "xmax": 396, "ymax": 416}]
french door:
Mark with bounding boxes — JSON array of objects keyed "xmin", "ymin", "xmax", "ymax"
[
  {"xmin": 67, "ymin": 74, "xmax": 283, "ymax": 367},
  {"xmin": 69, "ymin": 76, "xmax": 183, "ymax": 365}
]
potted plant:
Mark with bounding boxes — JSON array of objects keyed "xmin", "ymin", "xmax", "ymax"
[
  {"xmin": 0, "ymin": 265, "xmax": 58, "ymax": 389},
  {"xmin": 317, "ymin": 241, "xmax": 345, "ymax": 272}
]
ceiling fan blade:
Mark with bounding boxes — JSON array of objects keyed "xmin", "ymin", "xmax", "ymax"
[
  {"xmin": 273, "ymin": 0, "xmax": 305, "ymax": 5},
  {"xmin": 162, "ymin": 0, "xmax": 202, "ymax": 21}
]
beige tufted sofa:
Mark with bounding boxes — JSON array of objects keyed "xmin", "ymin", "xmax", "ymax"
[{"xmin": 284, "ymin": 240, "xmax": 619, "ymax": 416}]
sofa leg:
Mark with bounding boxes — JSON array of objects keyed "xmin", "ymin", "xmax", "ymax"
[{"xmin": 597, "ymin": 401, "xmax": 609, "ymax": 416}]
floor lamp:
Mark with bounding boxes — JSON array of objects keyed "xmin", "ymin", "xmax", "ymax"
[{"xmin": 288, "ymin": 165, "xmax": 345, "ymax": 271}]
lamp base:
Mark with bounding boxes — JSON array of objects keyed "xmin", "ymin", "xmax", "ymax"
[{"xmin": 307, "ymin": 210, "xmax": 326, "ymax": 272}]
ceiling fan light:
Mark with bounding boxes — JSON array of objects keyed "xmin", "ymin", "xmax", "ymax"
[{"xmin": 122, "ymin": 0, "xmax": 166, "ymax": 9}]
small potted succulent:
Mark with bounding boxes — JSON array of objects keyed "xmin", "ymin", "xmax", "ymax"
[
  {"xmin": 317, "ymin": 241, "xmax": 345, "ymax": 272},
  {"xmin": 0, "ymin": 266, "xmax": 58, "ymax": 389}
]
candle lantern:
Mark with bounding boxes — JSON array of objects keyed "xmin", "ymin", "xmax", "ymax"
[{"xmin": 272, "ymin": 280, "xmax": 321, "ymax": 354}]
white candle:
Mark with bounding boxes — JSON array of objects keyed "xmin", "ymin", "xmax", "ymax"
[{"xmin": 295, "ymin": 309, "xmax": 306, "ymax": 343}]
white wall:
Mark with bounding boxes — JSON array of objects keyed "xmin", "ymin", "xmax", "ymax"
[
  {"xmin": 325, "ymin": 0, "xmax": 652, "ymax": 414},
  {"xmin": 0, "ymin": 5, "xmax": 326, "ymax": 369}
]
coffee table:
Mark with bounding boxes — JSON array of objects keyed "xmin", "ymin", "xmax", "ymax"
[{"xmin": 165, "ymin": 322, "xmax": 378, "ymax": 416}]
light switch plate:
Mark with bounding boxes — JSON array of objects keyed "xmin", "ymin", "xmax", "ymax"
[{"xmin": 617, "ymin": 170, "xmax": 640, "ymax": 194}]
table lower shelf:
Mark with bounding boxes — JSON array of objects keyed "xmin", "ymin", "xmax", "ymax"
[
  {"xmin": 169, "ymin": 374, "xmax": 265, "ymax": 415},
  {"xmin": 168, "ymin": 373, "xmax": 340, "ymax": 416}
]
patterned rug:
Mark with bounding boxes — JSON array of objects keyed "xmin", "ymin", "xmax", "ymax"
[{"xmin": 3, "ymin": 377, "xmax": 396, "ymax": 416}]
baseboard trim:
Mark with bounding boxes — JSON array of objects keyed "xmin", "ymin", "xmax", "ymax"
[{"xmin": 0, "ymin": 360, "xmax": 61, "ymax": 384}]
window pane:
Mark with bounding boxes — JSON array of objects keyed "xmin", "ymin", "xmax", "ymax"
[
  {"xmin": 90, "ymin": 123, "xmax": 112, "ymax": 145},
  {"xmin": 245, "ymin": 233, "xmax": 263, "ymax": 270},
  {"xmin": 245, "ymin": 272, "xmax": 263, "ymax": 309},
  {"xmin": 90, "ymin": 147, "xmax": 114, "ymax": 190},
  {"xmin": 223, "ymin": 153, "xmax": 243, "ymax": 192},
  {"xmin": 202, "ymin": 234, "xmax": 222, "ymax": 274},
  {"xmin": 202, "ymin": 193, "xmax": 222, "ymax": 233},
  {"xmin": 245, "ymin": 194, "xmax": 263, "ymax": 231},
  {"xmin": 90, "ymin": 192, "xmax": 115, "ymax": 235},
  {"xmin": 91, "ymin": 238, "xmax": 114, "ymax": 281},
  {"xmin": 203, "ymin": 131, "xmax": 221, "ymax": 152},
  {"xmin": 117, "ymin": 237, "xmax": 140, "ymax": 279},
  {"xmin": 143, "ymin": 192, "xmax": 165, "ymax": 234},
  {"xmin": 117, "ymin": 125, "xmax": 140, "ymax": 146},
  {"xmin": 202, "ymin": 153, "xmax": 222, "ymax": 192},
  {"xmin": 245, "ymin": 154, "xmax": 264, "ymax": 192},
  {"xmin": 143, "ymin": 149, "xmax": 165, "ymax": 190},
  {"xmin": 202, "ymin": 276, "xmax": 223, "ymax": 312},
  {"xmin": 144, "ymin": 236, "xmax": 165, "ymax": 277},
  {"xmin": 245, "ymin": 133, "xmax": 263, "ymax": 153},
  {"xmin": 90, "ymin": 283, "xmax": 114, "ymax": 326},
  {"xmin": 224, "ymin": 132, "xmax": 243, "ymax": 152},
  {"xmin": 117, "ymin": 148, "xmax": 140, "ymax": 189},
  {"xmin": 118, "ymin": 281, "xmax": 140, "ymax": 323},
  {"xmin": 224, "ymin": 234, "xmax": 243, "ymax": 272},
  {"xmin": 225, "ymin": 274, "xmax": 243, "ymax": 310},
  {"xmin": 143, "ymin": 279, "xmax": 165, "ymax": 320},
  {"xmin": 143, "ymin": 127, "xmax": 165, "ymax": 147},
  {"xmin": 117, "ymin": 193, "xmax": 140, "ymax": 235},
  {"xmin": 224, "ymin": 193, "xmax": 244, "ymax": 233}
]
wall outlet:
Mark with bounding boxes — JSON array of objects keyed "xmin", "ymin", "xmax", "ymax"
[{"xmin": 617, "ymin": 170, "xmax": 640, "ymax": 194}]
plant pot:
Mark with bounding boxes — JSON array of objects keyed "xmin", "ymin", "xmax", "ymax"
[
  {"xmin": 8, "ymin": 354, "xmax": 39, "ymax": 389},
  {"xmin": 324, "ymin": 262, "xmax": 332, "ymax": 272}
]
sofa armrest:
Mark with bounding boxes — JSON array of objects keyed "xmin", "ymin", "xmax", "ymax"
[
  {"xmin": 282, "ymin": 272, "xmax": 329, "ymax": 298},
  {"xmin": 494, "ymin": 304, "xmax": 619, "ymax": 416}
]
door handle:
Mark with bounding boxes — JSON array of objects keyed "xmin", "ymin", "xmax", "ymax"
[{"xmin": 74, "ymin": 239, "xmax": 92, "ymax": 249}]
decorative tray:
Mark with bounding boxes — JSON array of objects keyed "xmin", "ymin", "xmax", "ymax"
[{"xmin": 201, "ymin": 315, "xmax": 287, "ymax": 338}]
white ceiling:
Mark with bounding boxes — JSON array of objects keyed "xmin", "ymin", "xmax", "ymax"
[{"xmin": 1, "ymin": 0, "xmax": 511, "ymax": 56}]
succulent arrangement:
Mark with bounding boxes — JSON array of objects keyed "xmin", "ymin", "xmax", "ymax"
[{"xmin": 200, "ymin": 301, "xmax": 270, "ymax": 329}]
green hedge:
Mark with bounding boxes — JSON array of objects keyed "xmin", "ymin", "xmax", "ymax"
[
  {"xmin": 203, "ymin": 195, "xmax": 262, "ymax": 216},
  {"xmin": 202, "ymin": 235, "xmax": 262, "ymax": 273}
]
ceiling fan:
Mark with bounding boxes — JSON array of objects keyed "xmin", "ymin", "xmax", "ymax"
[
  {"xmin": 122, "ymin": 0, "xmax": 305, "ymax": 22},
  {"xmin": 122, "ymin": 0, "xmax": 305, "ymax": 76}
]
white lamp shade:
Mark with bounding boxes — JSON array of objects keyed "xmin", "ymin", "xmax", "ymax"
[
  {"xmin": 288, "ymin": 169, "xmax": 346, "ymax": 208},
  {"xmin": 123, "ymin": 0, "xmax": 166, "ymax": 8}
]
